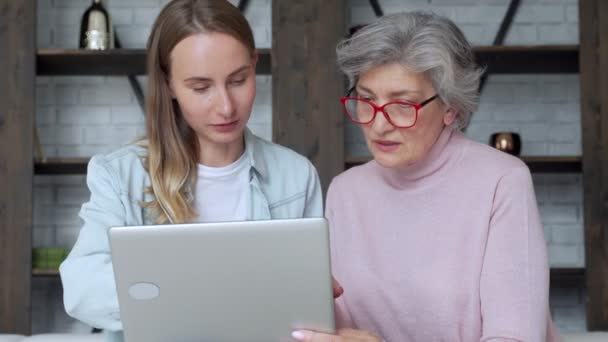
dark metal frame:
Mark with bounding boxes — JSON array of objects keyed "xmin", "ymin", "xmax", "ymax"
[
  {"xmin": 369, "ymin": 0, "xmax": 383, "ymax": 17},
  {"xmin": 114, "ymin": 32, "xmax": 145, "ymax": 113},
  {"xmin": 238, "ymin": 0, "xmax": 250, "ymax": 13},
  {"xmin": 478, "ymin": 0, "xmax": 521, "ymax": 92}
]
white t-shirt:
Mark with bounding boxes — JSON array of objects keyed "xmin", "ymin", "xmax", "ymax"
[{"xmin": 194, "ymin": 153, "xmax": 250, "ymax": 223}]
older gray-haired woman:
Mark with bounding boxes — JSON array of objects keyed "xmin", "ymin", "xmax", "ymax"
[{"xmin": 292, "ymin": 11, "xmax": 559, "ymax": 342}]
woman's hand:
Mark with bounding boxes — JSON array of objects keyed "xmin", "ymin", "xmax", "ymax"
[
  {"xmin": 292, "ymin": 329, "xmax": 382, "ymax": 342},
  {"xmin": 293, "ymin": 279, "xmax": 378, "ymax": 341},
  {"xmin": 332, "ymin": 276, "xmax": 344, "ymax": 298}
]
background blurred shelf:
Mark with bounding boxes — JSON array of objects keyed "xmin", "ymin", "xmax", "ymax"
[
  {"xmin": 30, "ymin": 266, "xmax": 586, "ymax": 288},
  {"xmin": 345, "ymin": 155, "xmax": 582, "ymax": 173},
  {"xmin": 473, "ymin": 45, "xmax": 578, "ymax": 74},
  {"xmin": 36, "ymin": 46, "xmax": 575, "ymax": 76},
  {"xmin": 34, "ymin": 158, "xmax": 89, "ymax": 175},
  {"xmin": 550, "ymin": 268, "xmax": 586, "ymax": 289},
  {"xmin": 31, "ymin": 269, "xmax": 60, "ymax": 278},
  {"xmin": 36, "ymin": 48, "xmax": 272, "ymax": 75}
]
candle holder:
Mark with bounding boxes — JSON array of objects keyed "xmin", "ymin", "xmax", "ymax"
[{"xmin": 490, "ymin": 132, "xmax": 521, "ymax": 156}]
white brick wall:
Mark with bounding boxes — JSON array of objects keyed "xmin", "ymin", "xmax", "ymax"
[
  {"xmin": 33, "ymin": 0, "xmax": 586, "ymax": 335},
  {"xmin": 31, "ymin": 278, "xmax": 92, "ymax": 334},
  {"xmin": 34, "ymin": 0, "xmax": 272, "ymax": 334},
  {"xmin": 346, "ymin": 0, "xmax": 586, "ymax": 332},
  {"xmin": 551, "ymin": 287, "xmax": 587, "ymax": 333}
]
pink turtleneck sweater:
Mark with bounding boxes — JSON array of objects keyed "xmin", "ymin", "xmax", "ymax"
[{"xmin": 326, "ymin": 128, "xmax": 560, "ymax": 342}]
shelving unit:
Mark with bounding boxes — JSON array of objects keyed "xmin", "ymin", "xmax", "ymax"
[
  {"xmin": 33, "ymin": 45, "xmax": 577, "ymax": 176},
  {"xmin": 31, "ymin": 269, "xmax": 61, "ymax": 278},
  {"xmin": 345, "ymin": 155, "xmax": 583, "ymax": 173},
  {"xmin": 551, "ymin": 268, "xmax": 586, "ymax": 289},
  {"xmin": 34, "ymin": 158, "xmax": 90, "ymax": 175},
  {"xmin": 520, "ymin": 156, "xmax": 582, "ymax": 173},
  {"xmin": 30, "ymin": 264, "xmax": 585, "ymax": 288},
  {"xmin": 473, "ymin": 45, "xmax": 578, "ymax": 74},
  {"xmin": 2, "ymin": 0, "xmax": 607, "ymax": 335},
  {"xmin": 35, "ymin": 5, "xmax": 588, "ymax": 310},
  {"xmin": 37, "ymin": 48, "xmax": 272, "ymax": 75},
  {"xmin": 37, "ymin": 49, "xmax": 147, "ymax": 75}
]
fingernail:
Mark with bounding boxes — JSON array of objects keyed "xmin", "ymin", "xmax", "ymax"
[{"xmin": 291, "ymin": 330, "xmax": 306, "ymax": 340}]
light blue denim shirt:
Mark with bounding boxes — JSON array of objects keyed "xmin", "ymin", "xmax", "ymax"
[{"xmin": 59, "ymin": 130, "xmax": 323, "ymax": 342}]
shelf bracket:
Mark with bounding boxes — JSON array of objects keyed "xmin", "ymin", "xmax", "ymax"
[
  {"xmin": 238, "ymin": 0, "xmax": 250, "ymax": 13},
  {"xmin": 478, "ymin": 0, "xmax": 521, "ymax": 93},
  {"xmin": 114, "ymin": 32, "xmax": 146, "ymax": 115},
  {"xmin": 369, "ymin": 0, "xmax": 384, "ymax": 18}
]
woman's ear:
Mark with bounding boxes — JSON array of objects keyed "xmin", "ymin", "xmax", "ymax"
[{"xmin": 443, "ymin": 107, "xmax": 457, "ymax": 126}]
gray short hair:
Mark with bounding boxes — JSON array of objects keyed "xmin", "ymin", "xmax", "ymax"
[{"xmin": 336, "ymin": 11, "xmax": 484, "ymax": 129}]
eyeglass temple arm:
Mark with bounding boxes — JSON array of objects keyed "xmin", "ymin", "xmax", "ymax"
[
  {"xmin": 346, "ymin": 86, "xmax": 356, "ymax": 96},
  {"xmin": 420, "ymin": 95, "xmax": 438, "ymax": 107}
]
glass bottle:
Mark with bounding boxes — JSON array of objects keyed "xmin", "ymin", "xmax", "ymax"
[{"xmin": 79, "ymin": 0, "xmax": 113, "ymax": 50}]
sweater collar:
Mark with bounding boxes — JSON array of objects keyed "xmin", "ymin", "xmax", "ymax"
[{"xmin": 374, "ymin": 127, "xmax": 463, "ymax": 189}]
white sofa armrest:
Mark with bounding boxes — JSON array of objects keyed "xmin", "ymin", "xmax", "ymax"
[{"xmin": 22, "ymin": 334, "xmax": 104, "ymax": 342}]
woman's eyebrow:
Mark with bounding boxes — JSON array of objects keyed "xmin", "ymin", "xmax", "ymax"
[
  {"xmin": 356, "ymin": 84, "xmax": 423, "ymax": 97},
  {"xmin": 183, "ymin": 65, "xmax": 251, "ymax": 83},
  {"xmin": 388, "ymin": 89, "xmax": 422, "ymax": 97},
  {"xmin": 227, "ymin": 65, "xmax": 251, "ymax": 76},
  {"xmin": 184, "ymin": 76, "xmax": 212, "ymax": 83}
]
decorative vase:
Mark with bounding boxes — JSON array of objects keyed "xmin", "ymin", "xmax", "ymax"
[{"xmin": 490, "ymin": 132, "xmax": 521, "ymax": 156}]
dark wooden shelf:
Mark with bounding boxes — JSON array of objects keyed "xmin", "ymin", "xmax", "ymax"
[
  {"xmin": 35, "ymin": 45, "xmax": 574, "ymax": 78},
  {"xmin": 30, "ymin": 267, "xmax": 584, "ymax": 286},
  {"xmin": 474, "ymin": 45, "xmax": 579, "ymax": 74},
  {"xmin": 32, "ymin": 268, "xmax": 60, "ymax": 278},
  {"xmin": 344, "ymin": 156, "xmax": 373, "ymax": 167},
  {"xmin": 345, "ymin": 155, "xmax": 582, "ymax": 173},
  {"xmin": 34, "ymin": 158, "xmax": 89, "ymax": 175},
  {"xmin": 37, "ymin": 49, "xmax": 147, "ymax": 75},
  {"xmin": 37, "ymin": 48, "xmax": 271, "ymax": 75},
  {"xmin": 521, "ymin": 156, "xmax": 582, "ymax": 173},
  {"xmin": 550, "ymin": 267, "xmax": 585, "ymax": 288},
  {"xmin": 257, "ymin": 48, "xmax": 271, "ymax": 74}
]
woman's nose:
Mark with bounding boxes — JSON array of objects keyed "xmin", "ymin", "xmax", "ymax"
[
  {"xmin": 370, "ymin": 109, "xmax": 394, "ymax": 133},
  {"xmin": 216, "ymin": 88, "xmax": 235, "ymax": 117}
]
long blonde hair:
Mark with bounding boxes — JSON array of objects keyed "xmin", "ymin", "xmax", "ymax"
[{"xmin": 142, "ymin": 0, "xmax": 255, "ymax": 224}]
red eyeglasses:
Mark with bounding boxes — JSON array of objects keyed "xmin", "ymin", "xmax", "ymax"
[{"xmin": 340, "ymin": 87, "xmax": 438, "ymax": 128}]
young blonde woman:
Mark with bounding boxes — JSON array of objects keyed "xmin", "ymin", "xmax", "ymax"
[{"xmin": 59, "ymin": 1, "xmax": 325, "ymax": 341}]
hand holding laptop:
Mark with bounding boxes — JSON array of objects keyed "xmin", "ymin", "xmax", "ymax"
[
  {"xmin": 297, "ymin": 279, "xmax": 381, "ymax": 342},
  {"xmin": 292, "ymin": 329, "xmax": 382, "ymax": 342},
  {"xmin": 109, "ymin": 218, "xmax": 336, "ymax": 342},
  {"xmin": 332, "ymin": 277, "xmax": 344, "ymax": 298}
]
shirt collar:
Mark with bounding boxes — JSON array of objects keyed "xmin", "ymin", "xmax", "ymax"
[{"xmin": 244, "ymin": 128, "xmax": 268, "ymax": 180}]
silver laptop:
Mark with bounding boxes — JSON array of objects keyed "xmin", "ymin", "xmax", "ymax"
[{"xmin": 108, "ymin": 218, "xmax": 335, "ymax": 342}]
